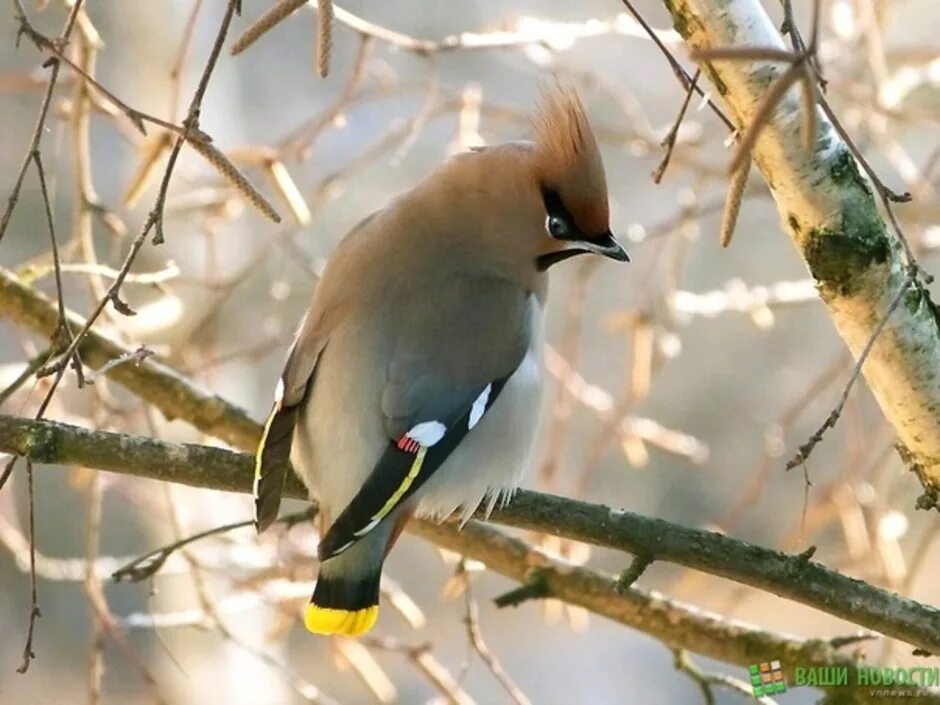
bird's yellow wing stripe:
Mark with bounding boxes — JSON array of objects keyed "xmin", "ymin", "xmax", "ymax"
[
  {"xmin": 254, "ymin": 404, "xmax": 279, "ymax": 481},
  {"xmin": 371, "ymin": 447, "xmax": 427, "ymax": 523}
]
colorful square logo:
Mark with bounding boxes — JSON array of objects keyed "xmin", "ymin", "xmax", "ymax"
[{"xmin": 749, "ymin": 660, "xmax": 787, "ymax": 697}]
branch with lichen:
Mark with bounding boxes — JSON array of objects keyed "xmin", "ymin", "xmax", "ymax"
[
  {"xmin": 658, "ymin": 0, "xmax": 940, "ymax": 498},
  {"xmin": 0, "ymin": 415, "xmax": 937, "ymax": 704}
]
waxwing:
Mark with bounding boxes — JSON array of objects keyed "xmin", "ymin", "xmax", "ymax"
[{"xmin": 254, "ymin": 84, "xmax": 628, "ymax": 637}]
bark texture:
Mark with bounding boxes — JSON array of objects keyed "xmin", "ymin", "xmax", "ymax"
[
  {"xmin": 3, "ymin": 413, "xmax": 940, "ymax": 657},
  {"xmin": 661, "ymin": 0, "xmax": 940, "ymax": 491}
]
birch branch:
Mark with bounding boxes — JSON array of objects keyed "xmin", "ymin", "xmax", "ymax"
[{"xmin": 659, "ymin": 0, "xmax": 940, "ymax": 493}]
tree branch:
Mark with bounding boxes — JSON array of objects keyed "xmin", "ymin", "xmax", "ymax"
[
  {"xmin": 0, "ymin": 267, "xmax": 260, "ymax": 449},
  {"xmin": 2, "ymin": 412, "xmax": 939, "ymax": 658},
  {"xmin": 4, "ymin": 254, "xmax": 940, "ymax": 697},
  {"xmin": 3, "ymin": 262, "xmax": 940, "ymax": 653},
  {"xmin": 657, "ymin": 0, "xmax": 940, "ymax": 492},
  {"xmin": 0, "ymin": 415, "xmax": 937, "ymax": 702}
]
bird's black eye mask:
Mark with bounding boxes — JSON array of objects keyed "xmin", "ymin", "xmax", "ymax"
[
  {"xmin": 536, "ymin": 187, "xmax": 592, "ymax": 271},
  {"xmin": 536, "ymin": 186, "xmax": 629, "ymax": 271},
  {"xmin": 541, "ymin": 187, "xmax": 580, "ymax": 242}
]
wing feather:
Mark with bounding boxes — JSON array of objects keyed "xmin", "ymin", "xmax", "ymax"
[
  {"xmin": 254, "ymin": 328, "xmax": 326, "ymax": 533},
  {"xmin": 317, "ymin": 378, "xmax": 508, "ymax": 560}
]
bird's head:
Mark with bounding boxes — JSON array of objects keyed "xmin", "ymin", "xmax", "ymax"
[
  {"xmin": 528, "ymin": 83, "xmax": 628, "ymax": 271},
  {"xmin": 408, "ymin": 83, "xmax": 627, "ymax": 285}
]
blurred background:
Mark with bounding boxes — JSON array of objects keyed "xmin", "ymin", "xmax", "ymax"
[{"xmin": 1, "ymin": 0, "xmax": 939, "ymax": 703}]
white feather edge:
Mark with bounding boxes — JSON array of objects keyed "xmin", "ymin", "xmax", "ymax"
[{"xmin": 468, "ymin": 384, "xmax": 492, "ymax": 429}]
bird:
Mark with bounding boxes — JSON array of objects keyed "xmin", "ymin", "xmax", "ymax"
[{"xmin": 253, "ymin": 84, "xmax": 629, "ymax": 637}]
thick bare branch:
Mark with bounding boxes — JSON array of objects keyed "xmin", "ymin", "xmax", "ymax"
[
  {"xmin": 0, "ymin": 267, "xmax": 260, "ymax": 449},
  {"xmin": 0, "ymin": 414, "xmax": 936, "ymax": 702},
  {"xmin": 2, "ymin": 413, "xmax": 939, "ymax": 657}
]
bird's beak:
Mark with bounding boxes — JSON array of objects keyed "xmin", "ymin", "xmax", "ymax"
[{"xmin": 581, "ymin": 230, "xmax": 630, "ymax": 262}]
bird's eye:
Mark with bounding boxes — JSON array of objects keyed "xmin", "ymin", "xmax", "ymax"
[{"xmin": 546, "ymin": 215, "xmax": 569, "ymax": 239}]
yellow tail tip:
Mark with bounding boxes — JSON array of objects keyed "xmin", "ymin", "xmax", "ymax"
[{"xmin": 304, "ymin": 604, "xmax": 378, "ymax": 637}]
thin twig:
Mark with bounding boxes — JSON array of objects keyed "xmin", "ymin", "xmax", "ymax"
[
  {"xmin": 15, "ymin": 17, "xmax": 185, "ymax": 137},
  {"xmin": 84, "ymin": 472, "xmax": 104, "ymax": 705},
  {"xmin": 82, "ymin": 346, "xmax": 154, "ymax": 386},
  {"xmin": 0, "ymin": 346, "xmax": 58, "ymax": 408},
  {"xmin": 786, "ymin": 268, "xmax": 918, "ymax": 471},
  {"xmin": 168, "ymin": 0, "xmax": 205, "ymax": 121},
  {"xmin": 34, "ymin": 0, "xmax": 243, "ymax": 381},
  {"xmin": 673, "ymin": 649, "xmax": 778, "ymax": 705},
  {"xmin": 112, "ymin": 507, "xmax": 315, "ymax": 582},
  {"xmin": 0, "ymin": 0, "xmax": 84, "ymax": 244},
  {"xmin": 615, "ymin": 554, "xmax": 653, "ymax": 594},
  {"xmin": 32, "ymin": 151, "xmax": 69, "ymax": 338},
  {"xmin": 16, "ymin": 459, "xmax": 40, "ymax": 673},
  {"xmin": 461, "ymin": 563, "xmax": 532, "ymax": 705},
  {"xmin": 280, "ymin": 33, "xmax": 372, "ymax": 159},
  {"xmin": 653, "ymin": 69, "xmax": 700, "ymax": 184},
  {"xmin": 619, "ymin": 0, "xmax": 734, "ymax": 132}
]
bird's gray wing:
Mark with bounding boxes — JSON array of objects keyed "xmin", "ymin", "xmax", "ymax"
[
  {"xmin": 254, "ymin": 211, "xmax": 386, "ymax": 533},
  {"xmin": 316, "ymin": 282, "xmax": 535, "ymax": 559},
  {"xmin": 316, "ymin": 368, "xmax": 518, "ymax": 561}
]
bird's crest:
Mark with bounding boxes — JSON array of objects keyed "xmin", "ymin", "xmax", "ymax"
[{"xmin": 532, "ymin": 82, "xmax": 609, "ymax": 235}]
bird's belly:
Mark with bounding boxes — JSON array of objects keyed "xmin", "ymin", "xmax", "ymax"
[{"xmin": 415, "ymin": 345, "xmax": 542, "ymax": 522}]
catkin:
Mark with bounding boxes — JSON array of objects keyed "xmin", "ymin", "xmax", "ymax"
[
  {"xmin": 231, "ymin": 0, "xmax": 307, "ymax": 55},
  {"xmin": 316, "ymin": 0, "xmax": 333, "ymax": 77},
  {"xmin": 188, "ymin": 137, "xmax": 282, "ymax": 223}
]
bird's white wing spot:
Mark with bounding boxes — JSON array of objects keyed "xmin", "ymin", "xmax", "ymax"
[
  {"xmin": 406, "ymin": 421, "xmax": 447, "ymax": 446},
  {"xmin": 468, "ymin": 384, "xmax": 492, "ymax": 430},
  {"xmin": 354, "ymin": 516, "xmax": 382, "ymax": 537},
  {"xmin": 274, "ymin": 378, "xmax": 285, "ymax": 405}
]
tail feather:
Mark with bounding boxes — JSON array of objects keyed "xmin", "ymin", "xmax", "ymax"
[
  {"xmin": 305, "ymin": 573, "xmax": 381, "ymax": 637},
  {"xmin": 304, "ymin": 507, "xmax": 412, "ymax": 637}
]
